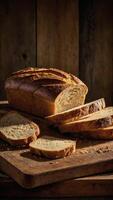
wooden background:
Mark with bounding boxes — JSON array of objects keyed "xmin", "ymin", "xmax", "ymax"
[{"xmin": 0, "ymin": 0, "xmax": 113, "ymax": 105}]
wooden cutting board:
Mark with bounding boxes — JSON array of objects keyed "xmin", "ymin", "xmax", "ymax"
[{"xmin": 1, "ymin": 102, "xmax": 113, "ymax": 188}]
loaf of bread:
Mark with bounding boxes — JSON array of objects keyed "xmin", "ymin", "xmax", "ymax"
[
  {"xmin": 0, "ymin": 111, "xmax": 40, "ymax": 146},
  {"xmin": 46, "ymin": 98, "xmax": 105, "ymax": 124},
  {"xmin": 29, "ymin": 136, "xmax": 76, "ymax": 159},
  {"xmin": 59, "ymin": 107, "xmax": 113, "ymax": 133},
  {"xmin": 5, "ymin": 67, "xmax": 88, "ymax": 117}
]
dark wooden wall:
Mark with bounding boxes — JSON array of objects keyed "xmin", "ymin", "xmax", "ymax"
[
  {"xmin": 0, "ymin": 0, "xmax": 36, "ymax": 99},
  {"xmin": 0, "ymin": 0, "xmax": 113, "ymax": 105},
  {"xmin": 79, "ymin": 0, "xmax": 113, "ymax": 105}
]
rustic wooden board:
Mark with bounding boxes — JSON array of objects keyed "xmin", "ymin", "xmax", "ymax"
[
  {"xmin": 79, "ymin": 0, "xmax": 113, "ymax": 105},
  {"xmin": 1, "ymin": 102, "xmax": 113, "ymax": 189},
  {"xmin": 0, "ymin": 0, "xmax": 36, "ymax": 99},
  {"xmin": 36, "ymin": 0, "xmax": 79, "ymax": 75},
  {"xmin": 1, "ymin": 141, "xmax": 113, "ymax": 189}
]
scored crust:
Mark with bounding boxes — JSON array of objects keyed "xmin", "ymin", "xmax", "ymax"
[
  {"xmin": 46, "ymin": 98, "xmax": 105, "ymax": 124},
  {"xmin": 0, "ymin": 111, "xmax": 40, "ymax": 146},
  {"xmin": 59, "ymin": 107, "xmax": 113, "ymax": 133},
  {"xmin": 29, "ymin": 136, "xmax": 76, "ymax": 159},
  {"xmin": 10, "ymin": 67, "xmax": 88, "ymax": 86},
  {"xmin": 10, "ymin": 67, "xmax": 77, "ymax": 85}
]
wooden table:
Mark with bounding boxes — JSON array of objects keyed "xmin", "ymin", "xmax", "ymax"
[
  {"xmin": 0, "ymin": 171, "xmax": 113, "ymax": 198},
  {"xmin": 0, "ymin": 101, "xmax": 113, "ymax": 198}
]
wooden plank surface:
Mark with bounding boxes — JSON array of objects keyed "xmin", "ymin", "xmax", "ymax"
[
  {"xmin": 79, "ymin": 0, "xmax": 113, "ymax": 105},
  {"xmin": 1, "ymin": 172, "xmax": 113, "ymax": 197},
  {"xmin": 1, "ymin": 146, "xmax": 113, "ymax": 189},
  {"xmin": 0, "ymin": 0, "xmax": 36, "ymax": 100},
  {"xmin": 36, "ymin": 0, "xmax": 79, "ymax": 74}
]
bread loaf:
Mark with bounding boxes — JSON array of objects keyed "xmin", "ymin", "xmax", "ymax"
[
  {"xmin": 59, "ymin": 107, "xmax": 113, "ymax": 133},
  {"xmin": 29, "ymin": 136, "xmax": 76, "ymax": 159},
  {"xmin": 0, "ymin": 111, "xmax": 40, "ymax": 146},
  {"xmin": 47, "ymin": 98, "xmax": 105, "ymax": 124},
  {"xmin": 5, "ymin": 67, "xmax": 88, "ymax": 117}
]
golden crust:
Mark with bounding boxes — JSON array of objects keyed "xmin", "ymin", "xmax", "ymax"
[{"xmin": 46, "ymin": 98, "xmax": 105, "ymax": 124}]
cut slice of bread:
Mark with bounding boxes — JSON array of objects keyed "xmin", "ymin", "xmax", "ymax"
[
  {"xmin": 82, "ymin": 126, "xmax": 113, "ymax": 140},
  {"xmin": 55, "ymin": 85, "xmax": 87, "ymax": 113},
  {"xmin": 59, "ymin": 107, "xmax": 113, "ymax": 133},
  {"xmin": 29, "ymin": 136, "xmax": 76, "ymax": 159},
  {"xmin": 0, "ymin": 111, "xmax": 40, "ymax": 146},
  {"xmin": 46, "ymin": 98, "xmax": 105, "ymax": 124}
]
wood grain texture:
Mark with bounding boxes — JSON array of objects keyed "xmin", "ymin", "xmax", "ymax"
[
  {"xmin": 0, "ymin": 0, "xmax": 36, "ymax": 99},
  {"xmin": 1, "ymin": 173, "xmax": 113, "ymax": 197},
  {"xmin": 2, "ymin": 148, "xmax": 113, "ymax": 189},
  {"xmin": 36, "ymin": 0, "xmax": 79, "ymax": 74},
  {"xmin": 79, "ymin": 0, "xmax": 113, "ymax": 105}
]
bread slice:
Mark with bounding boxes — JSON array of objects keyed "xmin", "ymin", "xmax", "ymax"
[
  {"xmin": 59, "ymin": 107, "xmax": 113, "ymax": 133},
  {"xmin": 0, "ymin": 111, "xmax": 40, "ymax": 146},
  {"xmin": 81, "ymin": 126, "xmax": 113, "ymax": 140},
  {"xmin": 29, "ymin": 136, "xmax": 76, "ymax": 159},
  {"xmin": 55, "ymin": 85, "xmax": 87, "ymax": 113},
  {"xmin": 46, "ymin": 98, "xmax": 105, "ymax": 124}
]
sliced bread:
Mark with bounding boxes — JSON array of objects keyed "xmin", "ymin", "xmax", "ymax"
[
  {"xmin": 46, "ymin": 98, "xmax": 105, "ymax": 124},
  {"xmin": 29, "ymin": 136, "xmax": 76, "ymax": 159},
  {"xmin": 55, "ymin": 85, "xmax": 87, "ymax": 113},
  {"xmin": 82, "ymin": 126, "xmax": 113, "ymax": 140},
  {"xmin": 0, "ymin": 111, "xmax": 40, "ymax": 146},
  {"xmin": 59, "ymin": 107, "xmax": 113, "ymax": 133}
]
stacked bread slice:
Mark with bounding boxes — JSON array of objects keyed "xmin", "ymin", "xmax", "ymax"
[
  {"xmin": 46, "ymin": 98, "xmax": 106, "ymax": 124},
  {"xmin": 47, "ymin": 98, "xmax": 113, "ymax": 140}
]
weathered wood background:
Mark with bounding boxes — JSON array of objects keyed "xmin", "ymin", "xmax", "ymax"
[{"xmin": 0, "ymin": 0, "xmax": 113, "ymax": 104}]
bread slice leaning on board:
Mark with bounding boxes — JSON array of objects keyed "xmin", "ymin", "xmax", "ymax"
[
  {"xmin": 5, "ymin": 67, "xmax": 88, "ymax": 117},
  {"xmin": 46, "ymin": 98, "xmax": 106, "ymax": 124},
  {"xmin": 0, "ymin": 111, "xmax": 40, "ymax": 146},
  {"xmin": 81, "ymin": 126, "xmax": 113, "ymax": 140},
  {"xmin": 29, "ymin": 136, "xmax": 76, "ymax": 159},
  {"xmin": 59, "ymin": 107, "xmax": 113, "ymax": 133}
]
